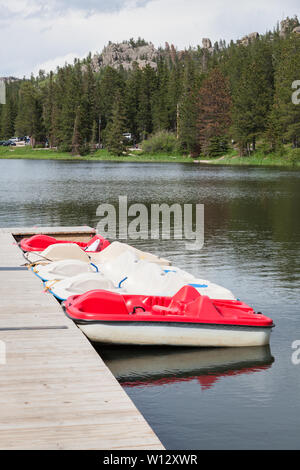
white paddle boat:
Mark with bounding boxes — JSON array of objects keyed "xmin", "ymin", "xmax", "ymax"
[
  {"xmin": 44, "ymin": 250, "xmax": 235, "ymax": 301},
  {"xmin": 26, "ymin": 240, "xmax": 170, "ymax": 267}
]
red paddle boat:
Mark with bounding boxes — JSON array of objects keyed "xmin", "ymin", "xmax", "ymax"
[
  {"xmin": 20, "ymin": 234, "xmax": 110, "ymax": 253},
  {"xmin": 64, "ymin": 286, "xmax": 274, "ymax": 347}
]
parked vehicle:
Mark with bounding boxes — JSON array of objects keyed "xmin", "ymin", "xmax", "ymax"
[{"xmin": 2, "ymin": 140, "xmax": 16, "ymax": 146}]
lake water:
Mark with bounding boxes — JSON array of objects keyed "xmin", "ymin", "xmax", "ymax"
[{"xmin": 1, "ymin": 159, "xmax": 300, "ymax": 449}]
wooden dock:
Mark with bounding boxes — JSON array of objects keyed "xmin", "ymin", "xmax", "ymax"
[{"xmin": 0, "ymin": 227, "xmax": 164, "ymax": 450}]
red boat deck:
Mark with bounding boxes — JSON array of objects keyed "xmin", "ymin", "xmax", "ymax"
[{"xmin": 65, "ymin": 287, "xmax": 274, "ymax": 328}]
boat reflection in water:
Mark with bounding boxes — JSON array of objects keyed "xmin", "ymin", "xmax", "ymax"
[{"xmin": 97, "ymin": 345, "xmax": 274, "ymax": 391}]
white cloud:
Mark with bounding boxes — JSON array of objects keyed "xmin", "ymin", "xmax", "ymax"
[
  {"xmin": 1, "ymin": 0, "xmax": 299, "ymax": 77},
  {"xmin": 0, "ymin": 0, "xmax": 152, "ymax": 18},
  {"xmin": 32, "ymin": 52, "xmax": 81, "ymax": 75}
]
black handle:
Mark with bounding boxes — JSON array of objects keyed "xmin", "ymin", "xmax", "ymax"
[{"xmin": 130, "ymin": 306, "xmax": 146, "ymax": 315}]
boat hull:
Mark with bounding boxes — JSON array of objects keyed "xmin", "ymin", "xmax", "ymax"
[{"xmin": 77, "ymin": 321, "xmax": 273, "ymax": 348}]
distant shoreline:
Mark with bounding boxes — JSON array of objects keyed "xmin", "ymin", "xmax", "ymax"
[{"xmin": 0, "ymin": 147, "xmax": 300, "ymax": 168}]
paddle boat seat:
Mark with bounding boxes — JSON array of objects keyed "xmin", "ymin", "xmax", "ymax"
[
  {"xmin": 26, "ymin": 243, "xmax": 92, "ymax": 264},
  {"xmin": 91, "ymin": 241, "xmax": 170, "ymax": 267},
  {"xmin": 32, "ymin": 259, "xmax": 98, "ymax": 282},
  {"xmin": 45, "ymin": 273, "xmax": 119, "ymax": 301}
]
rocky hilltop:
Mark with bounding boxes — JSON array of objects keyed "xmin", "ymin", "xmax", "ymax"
[
  {"xmin": 89, "ymin": 37, "xmax": 222, "ymax": 72},
  {"xmin": 91, "ymin": 39, "xmax": 159, "ymax": 72},
  {"xmin": 0, "ymin": 77, "xmax": 19, "ymax": 83},
  {"xmin": 85, "ymin": 17, "xmax": 300, "ymax": 72},
  {"xmin": 279, "ymin": 16, "xmax": 300, "ymax": 37},
  {"xmin": 89, "ymin": 37, "xmax": 224, "ymax": 72}
]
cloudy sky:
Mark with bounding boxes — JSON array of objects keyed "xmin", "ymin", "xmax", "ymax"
[{"xmin": 0, "ymin": 0, "xmax": 299, "ymax": 77}]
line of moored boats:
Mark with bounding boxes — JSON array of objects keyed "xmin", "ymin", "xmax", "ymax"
[{"xmin": 20, "ymin": 233, "xmax": 274, "ymax": 348}]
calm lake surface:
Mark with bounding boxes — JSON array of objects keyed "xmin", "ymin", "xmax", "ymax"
[{"xmin": 1, "ymin": 159, "xmax": 300, "ymax": 449}]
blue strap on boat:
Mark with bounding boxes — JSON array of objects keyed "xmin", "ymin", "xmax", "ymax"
[
  {"xmin": 47, "ymin": 288, "xmax": 66, "ymax": 302},
  {"xmin": 118, "ymin": 277, "xmax": 128, "ymax": 288},
  {"xmin": 189, "ymin": 283, "xmax": 209, "ymax": 288},
  {"xmin": 164, "ymin": 269, "xmax": 177, "ymax": 273},
  {"xmin": 90, "ymin": 263, "xmax": 99, "ymax": 272},
  {"xmin": 30, "ymin": 266, "xmax": 48, "ymax": 282}
]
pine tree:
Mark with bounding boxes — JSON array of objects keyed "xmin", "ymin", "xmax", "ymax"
[
  {"xmin": 206, "ymin": 136, "xmax": 229, "ymax": 157},
  {"xmin": 32, "ymin": 93, "xmax": 45, "ymax": 145},
  {"xmin": 90, "ymin": 120, "xmax": 98, "ymax": 152},
  {"xmin": 15, "ymin": 81, "xmax": 36, "ymax": 137},
  {"xmin": 177, "ymin": 57, "xmax": 200, "ymax": 156},
  {"xmin": 43, "ymin": 71, "xmax": 57, "ymax": 147},
  {"xmin": 0, "ymin": 86, "xmax": 17, "ymax": 139},
  {"xmin": 167, "ymin": 64, "xmax": 183, "ymax": 132},
  {"xmin": 125, "ymin": 64, "xmax": 142, "ymax": 142},
  {"xmin": 230, "ymin": 39, "xmax": 274, "ymax": 154},
  {"xmin": 268, "ymin": 34, "xmax": 300, "ymax": 149},
  {"xmin": 56, "ymin": 62, "xmax": 82, "ymax": 151},
  {"xmin": 71, "ymin": 106, "xmax": 82, "ymax": 156},
  {"xmin": 137, "ymin": 65, "xmax": 157, "ymax": 139},
  {"xmin": 15, "ymin": 79, "xmax": 45, "ymax": 145},
  {"xmin": 152, "ymin": 60, "xmax": 170, "ymax": 132},
  {"xmin": 106, "ymin": 91, "xmax": 128, "ymax": 156},
  {"xmin": 99, "ymin": 67, "xmax": 125, "ymax": 129},
  {"xmin": 197, "ymin": 67, "xmax": 232, "ymax": 156},
  {"xmin": 80, "ymin": 60, "xmax": 97, "ymax": 144}
]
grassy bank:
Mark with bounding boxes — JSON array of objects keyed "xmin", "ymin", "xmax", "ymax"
[
  {"xmin": 1, "ymin": 145, "xmax": 300, "ymax": 167},
  {"xmin": 0, "ymin": 146, "xmax": 191, "ymax": 163},
  {"xmin": 200, "ymin": 149, "xmax": 300, "ymax": 168}
]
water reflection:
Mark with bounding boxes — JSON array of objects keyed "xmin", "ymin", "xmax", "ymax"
[{"xmin": 98, "ymin": 345, "xmax": 274, "ymax": 391}]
